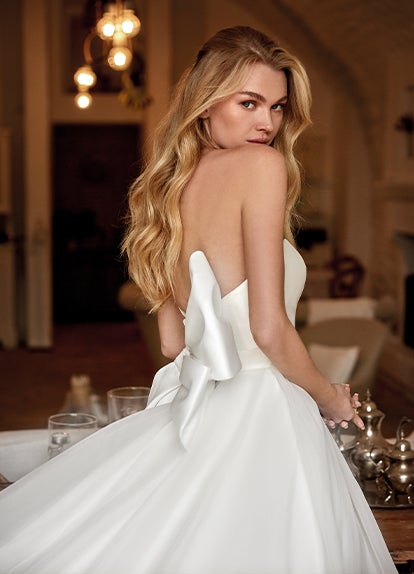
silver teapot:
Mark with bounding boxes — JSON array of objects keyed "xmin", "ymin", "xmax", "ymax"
[
  {"xmin": 350, "ymin": 390, "xmax": 391, "ymax": 483},
  {"xmin": 383, "ymin": 417, "xmax": 414, "ymax": 504}
]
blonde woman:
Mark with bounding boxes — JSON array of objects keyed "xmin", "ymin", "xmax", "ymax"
[{"xmin": 0, "ymin": 26, "xmax": 396, "ymax": 574}]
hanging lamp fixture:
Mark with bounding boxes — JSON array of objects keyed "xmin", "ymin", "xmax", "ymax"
[{"xmin": 73, "ymin": 0, "xmax": 141, "ymax": 109}]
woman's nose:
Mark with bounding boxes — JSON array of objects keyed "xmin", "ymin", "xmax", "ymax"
[{"xmin": 256, "ymin": 109, "xmax": 273, "ymax": 132}]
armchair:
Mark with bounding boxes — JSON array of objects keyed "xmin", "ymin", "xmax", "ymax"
[{"xmin": 299, "ymin": 318, "xmax": 389, "ymax": 397}]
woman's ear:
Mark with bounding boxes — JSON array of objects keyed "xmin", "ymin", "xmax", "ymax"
[{"xmin": 199, "ymin": 109, "xmax": 209, "ymax": 119}]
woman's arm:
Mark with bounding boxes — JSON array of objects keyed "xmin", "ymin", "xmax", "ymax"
[
  {"xmin": 239, "ymin": 146, "xmax": 362, "ymax": 427},
  {"xmin": 157, "ymin": 298, "xmax": 185, "ymax": 360}
]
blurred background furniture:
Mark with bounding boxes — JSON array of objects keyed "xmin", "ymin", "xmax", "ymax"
[
  {"xmin": 118, "ymin": 281, "xmax": 168, "ymax": 372},
  {"xmin": 299, "ymin": 318, "xmax": 389, "ymax": 396},
  {"xmin": 329, "ymin": 254, "xmax": 365, "ymax": 298},
  {"xmin": 302, "ymin": 252, "xmax": 366, "ymax": 300},
  {"xmin": 296, "ymin": 295, "xmax": 397, "ymax": 330}
]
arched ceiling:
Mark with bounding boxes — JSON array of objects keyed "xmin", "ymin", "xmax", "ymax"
[
  {"xmin": 237, "ymin": 0, "xmax": 414, "ymax": 172},
  {"xmin": 276, "ymin": 0, "xmax": 414, "ymax": 123}
]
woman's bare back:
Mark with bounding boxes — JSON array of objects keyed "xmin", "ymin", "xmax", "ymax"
[{"xmin": 174, "ymin": 147, "xmax": 249, "ymax": 310}]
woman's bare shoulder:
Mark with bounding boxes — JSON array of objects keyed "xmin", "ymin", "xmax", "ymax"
[
  {"xmin": 204, "ymin": 144, "xmax": 284, "ymax": 167},
  {"xmin": 200, "ymin": 145, "xmax": 286, "ymax": 186},
  {"xmin": 232, "ymin": 143, "xmax": 284, "ymax": 162}
]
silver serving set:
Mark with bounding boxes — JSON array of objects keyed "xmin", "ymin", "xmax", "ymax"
[{"xmin": 334, "ymin": 390, "xmax": 414, "ymax": 508}]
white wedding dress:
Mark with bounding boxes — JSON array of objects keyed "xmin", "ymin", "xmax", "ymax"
[{"xmin": 0, "ymin": 241, "xmax": 397, "ymax": 574}]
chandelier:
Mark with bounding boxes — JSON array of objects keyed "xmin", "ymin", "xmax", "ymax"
[{"xmin": 74, "ymin": 0, "xmax": 142, "ymax": 109}]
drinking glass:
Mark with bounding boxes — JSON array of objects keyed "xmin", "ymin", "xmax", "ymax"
[
  {"xmin": 107, "ymin": 386, "xmax": 150, "ymax": 423},
  {"xmin": 48, "ymin": 413, "xmax": 98, "ymax": 459}
]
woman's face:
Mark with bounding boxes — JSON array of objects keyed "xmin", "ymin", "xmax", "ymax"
[{"xmin": 201, "ymin": 63, "xmax": 288, "ymax": 149}]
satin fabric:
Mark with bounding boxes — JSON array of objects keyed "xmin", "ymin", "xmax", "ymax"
[
  {"xmin": 0, "ymin": 240, "xmax": 397, "ymax": 574},
  {"xmin": 147, "ymin": 250, "xmax": 242, "ymax": 449}
]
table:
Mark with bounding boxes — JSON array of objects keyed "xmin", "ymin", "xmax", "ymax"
[{"xmin": 374, "ymin": 508, "xmax": 414, "ymax": 572}]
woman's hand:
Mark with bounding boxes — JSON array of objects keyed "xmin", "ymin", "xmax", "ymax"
[{"xmin": 319, "ymin": 384, "xmax": 365, "ymax": 430}]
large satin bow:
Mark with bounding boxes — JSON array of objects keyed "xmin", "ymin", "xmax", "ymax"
[{"xmin": 146, "ymin": 251, "xmax": 241, "ymax": 449}]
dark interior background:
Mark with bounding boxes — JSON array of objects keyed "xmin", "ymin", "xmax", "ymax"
[{"xmin": 52, "ymin": 124, "xmax": 142, "ymax": 323}]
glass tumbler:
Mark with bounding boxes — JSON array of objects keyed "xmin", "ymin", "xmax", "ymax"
[
  {"xmin": 48, "ymin": 412, "xmax": 98, "ymax": 459},
  {"xmin": 107, "ymin": 386, "xmax": 150, "ymax": 423}
]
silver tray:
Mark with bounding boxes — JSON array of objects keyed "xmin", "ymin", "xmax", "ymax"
[{"xmin": 361, "ymin": 481, "xmax": 414, "ymax": 509}]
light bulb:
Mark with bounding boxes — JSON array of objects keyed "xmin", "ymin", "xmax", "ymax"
[
  {"xmin": 75, "ymin": 91, "xmax": 93, "ymax": 109},
  {"xmin": 120, "ymin": 10, "xmax": 141, "ymax": 37},
  {"xmin": 107, "ymin": 46, "xmax": 132, "ymax": 70},
  {"xmin": 74, "ymin": 65, "xmax": 97, "ymax": 89},
  {"xmin": 101, "ymin": 20, "xmax": 115, "ymax": 38},
  {"xmin": 96, "ymin": 12, "xmax": 116, "ymax": 39}
]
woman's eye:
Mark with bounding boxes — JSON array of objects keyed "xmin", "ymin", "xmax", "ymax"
[
  {"xmin": 272, "ymin": 103, "xmax": 286, "ymax": 111},
  {"xmin": 241, "ymin": 101, "xmax": 255, "ymax": 109}
]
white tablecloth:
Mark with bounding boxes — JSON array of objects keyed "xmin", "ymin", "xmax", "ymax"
[{"xmin": 0, "ymin": 429, "xmax": 48, "ymax": 482}]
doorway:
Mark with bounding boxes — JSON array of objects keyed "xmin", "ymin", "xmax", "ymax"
[{"xmin": 52, "ymin": 124, "xmax": 141, "ymax": 323}]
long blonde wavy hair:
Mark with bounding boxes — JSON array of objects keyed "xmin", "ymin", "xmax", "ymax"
[{"xmin": 122, "ymin": 26, "xmax": 312, "ymax": 311}]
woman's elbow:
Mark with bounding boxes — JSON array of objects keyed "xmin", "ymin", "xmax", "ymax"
[
  {"xmin": 160, "ymin": 340, "xmax": 184, "ymax": 360},
  {"xmin": 250, "ymin": 318, "xmax": 288, "ymax": 357},
  {"xmin": 250, "ymin": 323, "xmax": 275, "ymax": 355}
]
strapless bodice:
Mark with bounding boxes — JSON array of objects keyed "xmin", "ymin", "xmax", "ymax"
[{"xmin": 147, "ymin": 240, "xmax": 307, "ymax": 447}]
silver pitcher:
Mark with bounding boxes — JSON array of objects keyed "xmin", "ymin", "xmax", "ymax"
[
  {"xmin": 383, "ymin": 417, "xmax": 414, "ymax": 505},
  {"xmin": 350, "ymin": 390, "xmax": 391, "ymax": 484}
]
